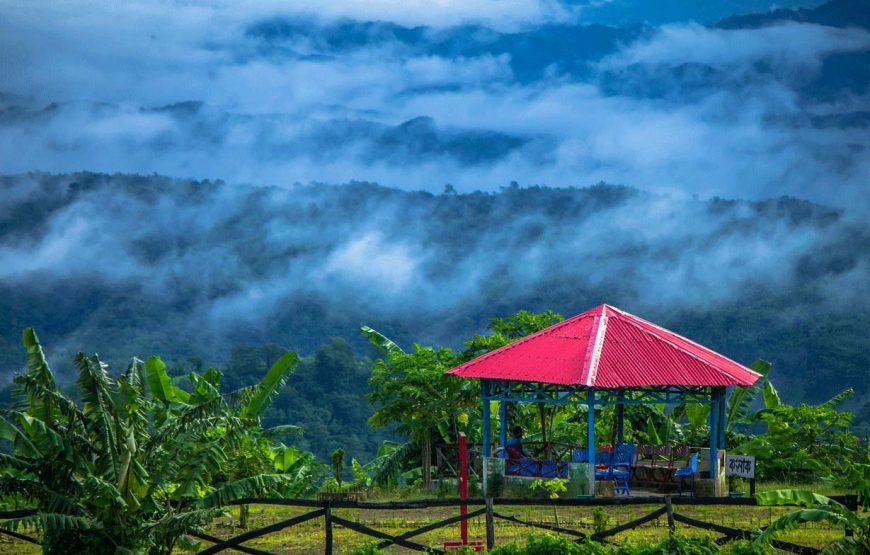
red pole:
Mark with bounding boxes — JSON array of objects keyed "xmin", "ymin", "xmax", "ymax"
[{"xmin": 458, "ymin": 432, "xmax": 468, "ymax": 545}]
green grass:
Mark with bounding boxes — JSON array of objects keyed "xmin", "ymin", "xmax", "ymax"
[
  {"xmin": 190, "ymin": 491, "xmax": 858, "ymax": 554},
  {"xmin": 0, "ymin": 481, "xmax": 859, "ymax": 554}
]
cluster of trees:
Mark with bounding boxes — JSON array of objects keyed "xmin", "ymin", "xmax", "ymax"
[
  {"xmin": 1, "ymin": 172, "xmax": 868, "ymax": 431},
  {"xmin": 358, "ymin": 312, "xmax": 868, "ymax": 489},
  {"xmin": 0, "ymin": 308, "xmax": 867, "ymax": 552},
  {"xmin": 0, "ymin": 329, "xmax": 319, "ymax": 554}
]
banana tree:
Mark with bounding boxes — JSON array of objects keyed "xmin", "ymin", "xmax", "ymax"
[
  {"xmin": 725, "ymin": 359, "xmax": 776, "ymax": 434},
  {"xmin": 0, "ymin": 328, "xmax": 307, "ymax": 554},
  {"xmin": 754, "ymin": 490, "xmax": 869, "ymax": 554}
]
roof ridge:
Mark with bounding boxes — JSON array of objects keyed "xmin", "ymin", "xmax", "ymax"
[{"xmin": 583, "ymin": 305, "xmax": 608, "ymax": 386}]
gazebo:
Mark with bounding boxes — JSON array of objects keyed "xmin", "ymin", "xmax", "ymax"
[{"xmin": 447, "ymin": 304, "xmax": 761, "ymax": 490}]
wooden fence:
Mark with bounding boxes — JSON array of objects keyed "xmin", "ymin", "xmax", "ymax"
[{"xmin": 0, "ymin": 495, "xmax": 859, "ymax": 555}]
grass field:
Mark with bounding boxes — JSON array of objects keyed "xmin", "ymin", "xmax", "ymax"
[{"xmin": 0, "ymin": 482, "xmax": 860, "ymax": 554}]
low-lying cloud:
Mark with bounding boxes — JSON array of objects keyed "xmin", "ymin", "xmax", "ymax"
[{"xmin": 1, "ymin": 1, "xmax": 868, "ymax": 211}]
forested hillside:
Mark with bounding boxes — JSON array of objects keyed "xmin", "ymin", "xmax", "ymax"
[{"xmin": 1, "ymin": 171, "xmax": 867, "ymax": 461}]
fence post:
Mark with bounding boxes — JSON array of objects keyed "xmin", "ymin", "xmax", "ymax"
[
  {"xmin": 485, "ymin": 497, "xmax": 495, "ymax": 549},
  {"xmin": 665, "ymin": 496, "xmax": 675, "ymax": 534},
  {"xmin": 324, "ymin": 502, "xmax": 333, "ymax": 555}
]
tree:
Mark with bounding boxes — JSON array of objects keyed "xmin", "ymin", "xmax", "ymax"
[
  {"xmin": 366, "ymin": 342, "xmax": 475, "ymax": 490},
  {"xmin": 363, "ymin": 310, "xmax": 563, "ymax": 487},
  {"xmin": 0, "ymin": 328, "xmax": 309, "ymax": 554},
  {"xmin": 331, "ymin": 448, "xmax": 345, "ymax": 487},
  {"xmin": 734, "ymin": 388, "xmax": 860, "ymax": 480}
]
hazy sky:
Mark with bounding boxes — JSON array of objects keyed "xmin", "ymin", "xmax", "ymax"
[{"xmin": 1, "ymin": 0, "xmax": 866, "ymax": 211}]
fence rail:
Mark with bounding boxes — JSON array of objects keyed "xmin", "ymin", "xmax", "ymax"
[{"xmin": 0, "ymin": 495, "xmax": 858, "ymax": 555}]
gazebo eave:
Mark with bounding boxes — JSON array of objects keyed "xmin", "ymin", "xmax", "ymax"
[{"xmin": 481, "ymin": 378, "xmax": 714, "ymax": 406}]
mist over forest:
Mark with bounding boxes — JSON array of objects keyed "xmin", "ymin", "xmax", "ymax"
[{"xmin": 1, "ymin": 0, "xmax": 868, "ymax": 461}]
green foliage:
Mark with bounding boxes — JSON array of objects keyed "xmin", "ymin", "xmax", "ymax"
[
  {"xmin": 364, "ymin": 310, "xmax": 565, "ymax": 486},
  {"xmin": 347, "ymin": 542, "xmax": 389, "ymax": 555},
  {"xmin": 593, "ymin": 507, "xmax": 609, "ymax": 535},
  {"xmin": 351, "ymin": 457, "xmax": 371, "ymax": 487},
  {"xmin": 251, "ymin": 338, "xmax": 392, "ymax": 466},
  {"xmin": 240, "ymin": 351, "xmax": 298, "ymax": 419},
  {"xmin": 331, "ymin": 448, "xmax": 345, "ymax": 486},
  {"xmin": 754, "ymin": 489, "xmax": 870, "ymax": 554},
  {"xmin": 734, "ymin": 389, "xmax": 860, "ymax": 480},
  {"xmin": 720, "ymin": 540, "xmax": 772, "ymax": 555},
  {"xmin": 725, "ymin": 359, "xmax": 772, "ymax": 435},
  {"xmin": 0, "ymin": 328, "xmax": 315, "ymax": 554},
  {"xmin": 366, "ymin": 333, "xmax": 476, "ymax": 486},
  {"xmin": 360, "ymin": 325, "xmax": 405, "ymax": 354},
  {"xmin": 839, "ymin": 458, "xmax": 870, "ymax": 511},
  {"xmin": 616, "ymin": 535, "xmax": 719, "ymax": 555},
  {"xmin": 530, "ymin": 478, "xmax": 567, "ymax": 499},
  {"xmin": 490, "ymin": 533, "xmax": 607, "ymax": 555}
]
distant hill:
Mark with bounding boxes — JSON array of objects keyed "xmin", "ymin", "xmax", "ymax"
[
  {"xmin": 0, "ymin": 172, "xmax": 867, "ymax": 407},
  {"xmin": 717, "ymin": 0, "xmax": 870, "ymax": 29}
]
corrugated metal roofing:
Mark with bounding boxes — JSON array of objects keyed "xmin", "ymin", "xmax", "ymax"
[{"xmin": 446, "ymin": 304, "xmax": 760, "ymax": 388}]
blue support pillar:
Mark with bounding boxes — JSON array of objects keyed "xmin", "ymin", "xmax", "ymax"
[
  {"xmin": 482, "ymin": 381, "xmax": 491, "ymax": 458},
  {"xmin": 499, "ymin": 401, "xmax": 507, "ymax": 450},
  {"xmin": 709, "ymin": 388, "xmax": 718, "ymax": 478},
  {"xmin": 616, "ymin": 390, "xmax": 625, "ymax": 444},
  {"xmin": 718, "ymin": 387, "xmax": 726, "ymax": 449},
  {"xmin": 587, "ymin": 388, "xmax": 596, "ymax": 491}
]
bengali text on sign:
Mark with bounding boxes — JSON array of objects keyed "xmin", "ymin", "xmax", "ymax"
[{"xmin": 725, "ymin": 454, "xmax": 755, "ymax": 479}]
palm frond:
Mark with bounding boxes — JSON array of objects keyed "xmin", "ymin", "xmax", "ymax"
[
  {"xmin": 18, "ymin": 328, "xmax": 60, "ymax": 425},
  {"xmin": 75, "ymin": 353, "xmax": 120, "ymax": 481},
  {"xmin": 199, "ymin": 474, "xmax": 289, "ymax": 508},
  {"xmin": 351, "ymin": 458, "xmax": 371, "ymax": 487},
  {"xmin": 240, "ymin": 351, "xmax": 298, "ymax": 420},
  {"xmin": 0, "ymin": 452, "xmax": 35, "ymax": 471},
  {"xmin": 2, "ymin": 512, "xmax": 95, "ymax": 533},
  {"xmin": 753, "ymin": 508, "xmax": 847, "ymax": 547},
  {"xmin": 0, "ymin": 415, "xmax": 42, "ymax": 458},
  {"xmin": 144, "ymin": 356, "xmax": 190, "ymax": 404},
  {"xmin": 755, "ymin": 489, "xmax": 835, "ymax": 507},
  {"xmin": 820, "ymin": 536, "xmax": 870, "ymax": 555},
  {"xmin": 261, "ymin": 424, "xmax": 303, "ymax": 438},
  {"xmin": 726, "ymin": 358, "xmax": 771, "ymax": 433},
  {"xmin": 174, "ymin": 440, "xmax": 228, "ymax": 499},
  {"xmin": 83, "ymin": 475, "xmax": 126, "ymax": 510},
  {"xmin": 360, "ymin": 325, "xmax": 405, "ymax": 354},
  {"xmin": 21, "ymin": 328, "xmax": 57, "ymax": 387},
  {"xmin": 370, "ymin": 440, "xmax": 417, "ymax": 486},
  {"xmin": 822, "ymin": 388, "xmax": 854, "ymax": 409}
]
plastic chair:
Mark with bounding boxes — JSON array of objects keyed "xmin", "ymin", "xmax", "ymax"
[
  {"xmin": 610, "ymin": 443, "xmax": 636, "ymax": 495},
  {"xmin": 674, "ymin": 453, "xmax": 698, "ymax": 496}
]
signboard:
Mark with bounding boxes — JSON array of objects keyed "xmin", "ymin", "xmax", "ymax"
[{"xmin": 725, "ymin": 454, "xmax": 755, "ymax": 479}]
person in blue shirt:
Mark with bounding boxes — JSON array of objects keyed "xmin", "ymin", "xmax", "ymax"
[{"xmin": 505, "ymin": 426, "xmax": 531, "ymax": 459}]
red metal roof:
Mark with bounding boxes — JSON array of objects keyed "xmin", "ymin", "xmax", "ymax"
[{"xmin": 447, "ymin": 304, "xmax": 760, "ymax": 388}]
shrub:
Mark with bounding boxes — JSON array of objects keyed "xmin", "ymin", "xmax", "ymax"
[
  {"xmin": 347, "ymin": 543, "xmax": 388, "ymax": 555},
  {"xmin": 490, "ymin": 533, "xmax": 608, "ymax": 555},
  {"xmin": 722, "ymin": 540, "xmax": 773, "ymax": 555},
  {"xmin": 616, "ymin": 535, "xmax": 719, "ymax": 555}
]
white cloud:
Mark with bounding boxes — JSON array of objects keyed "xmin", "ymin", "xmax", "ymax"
[
  {"xmin": 602, "ymin": 22, "xmax": 870, "ymax": 71},
  {"xmin": 324, "ymin": 232, "xmax": 419, "ymax": 290},
  {"xmin": 0, "ymin": 1, "xmax": 867, "ymax": 213}
]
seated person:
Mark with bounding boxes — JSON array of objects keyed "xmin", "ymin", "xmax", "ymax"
[{"xmin": 505, "ymin": 426, "xmax": 532, "ymax": 460}]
